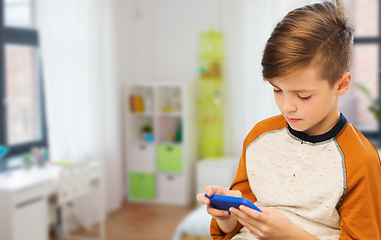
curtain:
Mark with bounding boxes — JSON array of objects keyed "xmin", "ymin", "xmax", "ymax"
[{"xmin": 36, "ymin": 0, "xmax": 124, "ymax": 230}]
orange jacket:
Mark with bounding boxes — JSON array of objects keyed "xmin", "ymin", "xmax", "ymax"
[{"xmin": 210, "ymin": 115, "xmax": 381, "ymax": 239}]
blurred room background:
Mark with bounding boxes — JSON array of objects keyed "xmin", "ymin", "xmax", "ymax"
[{"xmin": 0, "ymin": 0, "xmax": 379, "ymax": 240}]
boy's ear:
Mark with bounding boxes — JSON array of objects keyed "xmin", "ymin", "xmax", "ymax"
[{"xmin": 336, "ymin": 72, "xmax": 351, "ymax": 95}]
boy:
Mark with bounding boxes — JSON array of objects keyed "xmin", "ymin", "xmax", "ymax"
[{"xmin": 197, "ymin": 1, "xmax": 381, "ymax": 239}]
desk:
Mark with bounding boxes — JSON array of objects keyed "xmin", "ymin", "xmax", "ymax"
[{"xmin": 0, "ymin": 162, "xmax": 101, "ymax": 240}]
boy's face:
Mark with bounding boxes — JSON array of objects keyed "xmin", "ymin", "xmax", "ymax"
[{"xmin": 269, "ymin": 65, "xmax": 346, "ymax": 136}]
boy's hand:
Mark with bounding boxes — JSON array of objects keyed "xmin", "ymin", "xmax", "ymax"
[
  {"xmin": 196, "ymin": 185, "xmax": 242, "ymax": 220},
  {"xmin": 230, "ymin": 206, "xmax": 318, "ymax": 240}
]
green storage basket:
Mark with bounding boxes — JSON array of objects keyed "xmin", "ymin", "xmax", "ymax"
[
  {"xmin": 129, "ymin": 171, "xmax": 155, "ymax": 199},
  {"xmin": 157, "ymin": 145, "xmax": 183, "ymax": 173}
]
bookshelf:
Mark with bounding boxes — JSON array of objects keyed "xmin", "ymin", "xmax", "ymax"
[{"xmin": 125, "ymin": 82, "xmax": 196, "ymax": 205}]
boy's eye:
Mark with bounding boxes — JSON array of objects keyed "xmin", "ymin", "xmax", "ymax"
[
  {"xmin": 273, "ymin": 89, "xmax": 282, "ymax": 93},
  {"xmin": 298, "ymin": 95, "xmax": 311, "ymax": 100}
]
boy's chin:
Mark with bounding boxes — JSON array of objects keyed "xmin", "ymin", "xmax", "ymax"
[{"xmin": 288, "ymin": 123, "xmax": 309, "ymax": 133}]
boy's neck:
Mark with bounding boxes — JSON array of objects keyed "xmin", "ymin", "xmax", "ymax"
[{"xmin": 303, "ymin": 110, "xmax": 341, "ymax": 136}]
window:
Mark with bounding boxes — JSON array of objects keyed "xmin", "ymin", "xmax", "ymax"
[
  {"xmin": 0, "ymin": 0, "xmax": 48, "ymax": 170},
  {"xmin": 339, "ymin": 0, "xmax": 381, "ymax": 143},
  {"xmin": 4, "ymin": 0, "xmax": 35, "ymax": 28}
]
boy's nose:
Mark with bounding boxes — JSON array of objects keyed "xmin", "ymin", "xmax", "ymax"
[{"xmin": 282, "ymin": 98, "xmax": 297, "ymax": 112}]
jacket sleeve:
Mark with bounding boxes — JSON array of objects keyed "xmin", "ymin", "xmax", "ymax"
[
  {"xmin": 210, "ymin": 137, "xmax": 257, "ymax": 240},
  {"xmin": 337, "ymin": 127, "xmax": 381, "ymax": 239},
  {"xmin": 338, "ymin": 152, "xmax": 381, "ymax": 239}
]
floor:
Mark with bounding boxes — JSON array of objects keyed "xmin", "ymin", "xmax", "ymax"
[{"xmin": 50, "ymin": 201, "xmax": 197, "ymax": 240}]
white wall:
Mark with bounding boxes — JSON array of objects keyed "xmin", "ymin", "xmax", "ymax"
[
  {"xmin": 113, "ymin": 0, "xmax": 321, "ymax": 158},
  {"xmin": 242, "ymin": 0, "xmax": 320, "ymax": 134}
]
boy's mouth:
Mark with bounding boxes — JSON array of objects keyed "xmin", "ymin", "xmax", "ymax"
[{"xmin": 286, "ymin": 116, "xmax": 302, "ymax": 123}]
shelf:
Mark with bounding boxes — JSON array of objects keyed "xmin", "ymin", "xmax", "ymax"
[
  {"xmin": 129, "ymin": 112, "xmax": 154, "ymax": 117},
  {"xmin": 155, "ymin": 141, "xmax": 182, "ymax": 145},
  {"xmin": 125, "ymin": 83, "xmax": 196, "ymax": 206},
  {"xmin": 156, "ymin": 111, "xmax": 182, "ymax": 117}
]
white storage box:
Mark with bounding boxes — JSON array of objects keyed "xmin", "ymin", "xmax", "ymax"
[
  {"xmin": 129, "ymin": 144, "xmax": 156, "ymax": 172},
  {"xmin": 156, "ymin": 173, "xmax": 187, "ymax": 205}
]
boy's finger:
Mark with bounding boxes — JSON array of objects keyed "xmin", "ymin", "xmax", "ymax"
[
  {"xmin": 196, "ymin": 193, "xmax": 210, "ymax": 205},
  {"xmin": 204, "ymin": 186, "xmax": 213, "ymax": 196},
  {"xmin": 238, "ymin": 205, "xmax": 265, "ymax": 222},
  {"xmin": 234, "ymin": 214, "xmax": 261, "ymax": 239},
  {"xmin": 204, "ymin": 185, "xmax": 224, "ymax": 196},
  {"xmin": 229, "ymin": 190, "xmax": 242, "ymax": 197},
  {"xmin": 207, "ymin": 205, "xmax": 230, "ymax": 218},
  {"xmin": 231, "ymin": 206, "xmax": 263, "ymax": 229}
]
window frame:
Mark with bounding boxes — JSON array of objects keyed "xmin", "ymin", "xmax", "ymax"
[
  {"xmin": 0, "ymin": 1, "xmax": 48, "ymax": 171},
  {"xmin": 352, "ymin": 0, "xmax": 381, "ymax": 142}
]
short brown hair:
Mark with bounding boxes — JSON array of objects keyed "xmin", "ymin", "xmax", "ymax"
[{"xmin": 261, "ymin": 1, "xmax": 354, "ymax": 86}]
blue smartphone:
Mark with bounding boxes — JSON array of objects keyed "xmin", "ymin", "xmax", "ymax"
[{"xmin": 205, "ymin": 193, "xmax": 262, "ymax": 213}]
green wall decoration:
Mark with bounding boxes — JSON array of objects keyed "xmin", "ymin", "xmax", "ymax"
[{"xmin": 198, "ymin": 29, "xmax": 224, "ymax": 158}]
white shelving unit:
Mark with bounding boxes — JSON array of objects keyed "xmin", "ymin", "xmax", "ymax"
[{"xmin": 125, "ymin": 82, "xmax": 196, "ymax": 205}]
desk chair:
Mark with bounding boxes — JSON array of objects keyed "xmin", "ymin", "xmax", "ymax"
[{"xmin": 51, "ymin": 160, "xmax": 104, "ymax": 240}]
